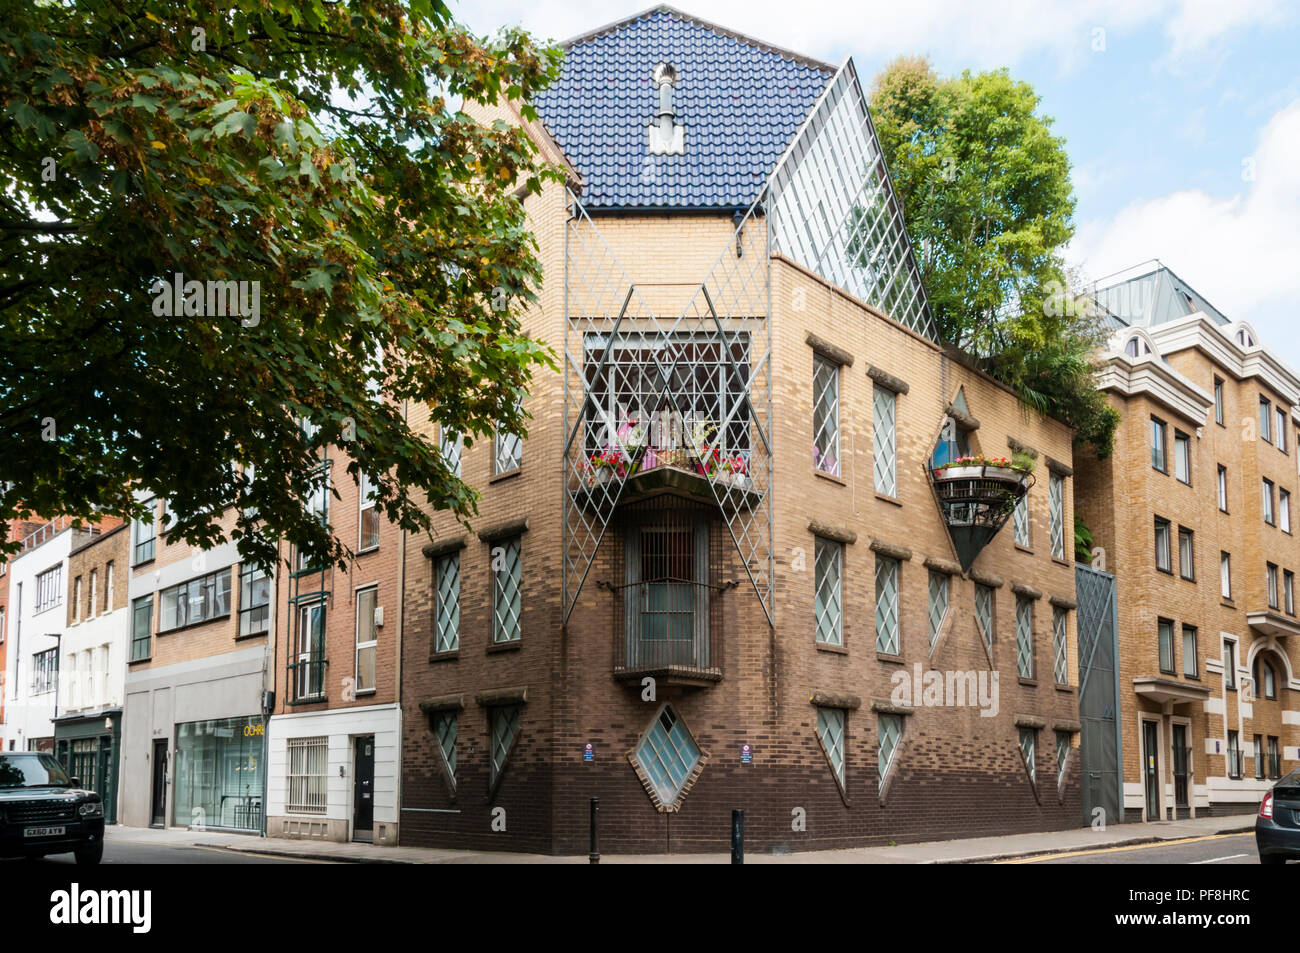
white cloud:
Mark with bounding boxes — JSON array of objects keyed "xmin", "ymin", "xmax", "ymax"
[{"xmin": 1069, "ymin": 99, "xmax": 1300, "ymax": 356}]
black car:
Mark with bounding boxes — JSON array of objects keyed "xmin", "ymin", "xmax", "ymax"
[
  {"xmin": 0, "ymin": 752, "xmax": 104, "ymax": 864},
  {"xmin": 1256, "ymin": 770, "xmax": 1300, "ymax": 864}
]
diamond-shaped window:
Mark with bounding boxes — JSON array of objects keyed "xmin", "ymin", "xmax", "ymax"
[{"xmin": 630, "ymin": 704, "xmax": 705, "ymax": 812}]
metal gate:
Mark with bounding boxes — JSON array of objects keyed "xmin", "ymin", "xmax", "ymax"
[{"xmin": 1076, "ymin": 565, "xmax": 1123, "ymax": 826}]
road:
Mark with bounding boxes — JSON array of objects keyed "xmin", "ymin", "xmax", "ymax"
[
  {"xmin": 1000, "ymin": 831, "xmax": 1262, "ymax": 864},
  {"xmin": 1, "ymin": 838, "xmax": 331, "ymax": 865}
]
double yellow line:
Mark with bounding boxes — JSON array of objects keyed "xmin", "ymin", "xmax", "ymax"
[{"xmin": 997, "ymin": 831, "xmax": 1253, "ymax": 864}]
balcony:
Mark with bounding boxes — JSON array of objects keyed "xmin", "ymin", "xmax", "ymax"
[
  {"xmin": 604, "ymin": 579, "xmax": 727, "ymax": 687},
  {"xmin": 1247, "ymin": 609, "xmax": 1300, "ymax": 638},
  {"xmin": 929, "ymin": 462, "xmax": 1033, "ymax": 572},
  {"xmin": 287, "ymin": 656, "xmax": 327, "ymax": 704}
]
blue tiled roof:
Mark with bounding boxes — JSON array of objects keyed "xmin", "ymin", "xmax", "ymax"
[{"xmin": 534, "ymin": 7, "xmax": 834, "ymax": 210}]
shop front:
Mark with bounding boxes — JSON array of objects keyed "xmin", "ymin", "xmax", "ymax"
[
  {"xmin": 53, "ymin": 709, "xmax": 122, "ymax": 823},
  {"xmin": 173, "ymin": 715, "xmax": 265, "ymax": 831}
]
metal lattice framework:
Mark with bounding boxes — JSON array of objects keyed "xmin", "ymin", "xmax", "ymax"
[{"xmin": 559, "ymin": 59, "xmax": 934, "ymax": 626}]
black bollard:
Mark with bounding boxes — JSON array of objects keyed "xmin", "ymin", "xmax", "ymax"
[
  {"xmin": 731, "ymin": 808, "xmax": 744, "ymax": 864},
  {"xmin": 589, "ymin": 797, "xmax": 600, "ymax": 864}
]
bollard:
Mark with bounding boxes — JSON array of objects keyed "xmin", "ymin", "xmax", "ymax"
[
  {"xmin": 589, "ymin": 797, "xmax": 600, "ymax": 864},
  {"xmin": 731, "ymin": 808, "xmax": 744, "ymax": 864}
]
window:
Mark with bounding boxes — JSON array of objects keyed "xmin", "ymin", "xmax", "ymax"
[
  {"xmin": 1261, "ymin": 659, "xmax": 1277, "ymax": 700},
  {"xmin": 73, "ymin": 576, "xmax": 82, "ymax": 621},
  {"xmin": 1214, "ymin": 377, "xmax": 1224, "ymax": 426},
  {"xmin": 105, "ymin": 561, "xmax": 114, "ymax": 610},
  {"xmin": 1268, "ymin": 562, "xmax": 1279, "ymax": 610},
  {"xmin": 1278, "ymin": 408, "xmax": 1289, "ymax": 452},
  {"xmin": 1016, "ymin": 597, "xmax": 1033, "ymax": 678},
  {"xmin": 1158, "ymin": 618, "xmax": 1175, "ymax": 674},
  {"xmin": 1182, "ymin": 625, "xmax": 1198, "ymax": 677},
  {"xmin": 1151, "ymin": 417, "xmax": 1167, "ymax": 471},
  {"xmin": 633, "ymin": 706, "xmax": 698, "ymax": 806},
  {"xmin": 1052, "ymin": 608, "xmax": 1068, "ymax": 685},
  {"xmin": 1221, "ymin": 551, "xmax": 1232, "ymax": 600},
  {"xmin": 440, "ymin": 427, "xmax": 462, "ymax": 478},
  {"xmin": 1225, "ymin": 641, "xmax": 1237, "ymax": 690},
  {"xmin": 433, "ymin": 553, "xmax": 460, "ymax": 653},
  {"xmin": 35, "ymin": 564, "xmax": 63, "ymax": 613},
  {"xmin": 1227, "ymin": 730, "xmax": 1241, "ymax": 779},
  {"xmin": 816, "ymin": 707, "xmax": 846, "ymax": 789},
  {"xmin": 32, "ymin": 648, "xmax": 58, "ymax": 694},
  {"xmin": 1013, "ymin": 491, "xmax": 1030, "ymax": 547},
  {"xmin": 1217, "ymin": 465, "xmax": 1228, "ymax": 511},
  {"xmin": 974, "ymin": 584, "xmax": 995, "ymax": 654},
  {"xmin": 928, "ymin": 570, "xmax": 949, "ymax": 649},
  {"xmin": 877, "ymin": 713, "xmax": 902, "ymax": 793},
  {"xmin": 492, "ymin": 536, "xmax": 522, "ymax": 644},
  {"xmin": 1154, "ymin": 518, "xmax": 1171, "ymax": 572},
  {"xmin": 1261, "ymin": 397, "xmax": 1273, "ymax": 444},
  {"xmin": 1255, "ymin": 733, "xmax": 1266, "ymax": 779},
  {"xmin": 814, "ymin": 537, "xmax": 843, "ymax": 646},
  {"xmin": 812, "ymin": 354, "xmax": 840, "ymax": 477},
  {"xmin": 0, "ymin": 607, "xmax": 5, "ymax": 645},
  {"xmin": 1056, "ymin": 731, "xmax": 1070, "ymax": 792},
  {"xmin": 1264, "ymin": 478, "xmax": 1275, "ymax": 525},
  {"xmin": 493, "ymin": 422, "xmax": 522, "ymax": 474},
  {"xmin": 158, "ymin": 568, "xmax": 231, "ymax": 632},
  {"xmin": 872, "ymin": 385, "xmax": 897, "ymax": 496},
  {"xmin": 132, "ymin": 501, "xmax": 156, "ymax": 564},
  {"xmin": 625, "ymin": 517, "xmax": 707, "ymax": 668},
  {"xmin": 1019, "ymin": 728, "xmax": 1037, "ymax": 784},
  {"xmin": 1178, "ymin": 527, "xmax": 1195, "ymax": 581},
  {"xmin": 874, "ymin": 555, "xmax": 900, "ymax": 655},
  {"xmin": 1049, "ymin": 472, "xmax": 1065, "ymax": 559},
  {"xmin": 130, "ymin": 596, "xmax": 152, "ymax": 661},
  {"xmin": 299, "ymin": 471, "xmax": 330, "ymax": 571},
  {"xmin": 88, "ymin": 570, "xmax": 97, "ymax": 618},
  {"xmin": 238, "ymin": 563, "xmax": 270, "ymax": 638},
  {"xmin": 1287, "ymin": 570, "xmax": 1295, "ymax": 615},
  {"xmin": 1174, "ymin": 431, "xmax": 1191, "ymax": 484},
  {"xmin": 1268, "ymin": 736, "xmax": 1281, "ymax": 779},
  {"xmin": 358, "ymin": 472, "xmax": 380, "ymax": 551},
  {"xmin": 355, "ymin": 586, "xmax": 378, "ymax": 694},
  {"xmin": 293, "ymin": 601, "xmax": 326, "ymax": 701},
  {"xmin": 286, "ymin": 737, "xmax": 328, "ymax": 814},
  {"xmin": 433, "ymin": 712, "xmax": 457, "ymax": 787},
  {"xmin": 1282, "ymin": 489, "xmax": 1291, "ymax": 532}
]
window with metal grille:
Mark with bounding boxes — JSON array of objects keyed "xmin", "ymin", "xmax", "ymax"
[
  {"xmin": 286, "ymin": 737, "xmax": 328, "ymax": 814},
  {"xmin": 1154, "ymin": 517, "xmax": 1171, "ymax": 572},
  {"xmin": 1269, "ymin": 736, "xmax": 1281, "ymax": 779},
  {"xmin": 1020, "ymin": 728, "xmax": 1037, "ymax": 784},
  {"xmin": 1255, "ymin": 733, "xmax": 1265, "ymax": 779},
  {"xmin": 812, "ymin": 355, "xmax": 840, "ymax": 476},
  {"xmin": 875, "ymin": 555, "xmax": 900, "ymax": 654},
  {"xmin": 1158, "ymin": 618, "xmax": 1175, "ymax": 673},
  {"xmin": 974, "ymin": 583, "xmax": 994, "ymax": 653},
  {"xmin": 816, "ymin": 707, "xmax": 846, "ymax": 789},
  {"xmin": 130, "ymin": 595, "xmax": 152, "ymax": 661},
  {"xmin": 440, "ymin": 427, "xmax": 462, "ymax": 478},
  {"xmin": 238, "ymin": 563, "xmax": 270, "ymax": 637},
  {"xmin": 814, "ymin": 537, "xmax": 843, "ymax": 646},
  {"xmin": 158, "ymin": 568, "xmax": 231, "ymax": 632},
  {"xmin": 359, "ymin": 471, "xmax": 380, "ymax": 551},
  {"xmin": 1013, "ymin": 490, "xmax": 1030, "ymax": 547},
  {"xmin": 492, "ymin": 536, "xmax": 522, "ymax": 643},
  {"xmin": 877, "ymin": 713, "xmax": 902, "ymax": 793},
  {"xmin": 1049, "ymin": 472, "xmax": 1065, "ymax": 559},
  {"xmin": 35, "ymin": 564, "xmax": 63, "ymax": 614},
  {"xmin": 1016, "ymin": 597, "xmax": 1033, "ymax": 678},
  {"xmin": 490, "ymin": 706, "xmax": 521, "ymax": 787},
  {"xmin": 873, "ymin": 385, "xmax": 897, "ymax": 496},
  {"xmin": 623, "ymin": 513, "xmax": 709, "ymax": 669},
  {"xmin": 1056, "ymin": 731, "xmax": 1070, "ymax": 792},
  {"xmin": 355, "ymin": 586, "xmax": 378, "ymax": 694},
  {"xmin": 434, "ymin": 712, "xmax": 457, "ymax": 787},
  {"xmin": 434, "ymin": 553, "xmax": 460, "ymax": 653},
  {"xmin": 1227, "ymin": 729, "xmax": 1241, "ymax": 779},
  {"xmin": 494, "ymin": 425, "xmax": 523, "ymax": 474},
  {"xmin": 633, "ymin": 705, "xmax": 701, "ymax": 807},
  {"xmin": 1182, "ymin": 625, "xmax": 1198, "ymax": 677},
  {"xmin": 1052, "ymin": 607, "xmax": 1068, "ymax": 685},
  {"xmin": 1174, "ymin": 431, "xmax": 1191, "ymax": 484},
  {"xmin": 293, "ymin": 601, "xmax": 327, "ymax": 702},
  {"xmin": 928, "ymin": 570, "xmax": 949, "ymax": 649},
  {"xmin": 132, "ymin": 501, "xmax": 156, "ymax": 564}
]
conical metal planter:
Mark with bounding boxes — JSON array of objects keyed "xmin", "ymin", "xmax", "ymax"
[{"xmin": 930, "ymin": 465, "xmax": 1034, "ymax": 573}]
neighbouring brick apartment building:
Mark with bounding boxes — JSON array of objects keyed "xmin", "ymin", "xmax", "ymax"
[
  {"xmin": 1077, "ymin": 263, "xmax": 1300, "ymax": 822},
  {"xmin": 397, "ymin": 6, "xmax": 1084, "ymax": 854}
]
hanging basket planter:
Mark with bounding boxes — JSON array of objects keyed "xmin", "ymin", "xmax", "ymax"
[{"xmin": 930, "ymin": 463, "xmax": 1034, "ymax": 572}]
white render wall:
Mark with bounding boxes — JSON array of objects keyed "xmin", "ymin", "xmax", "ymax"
[
  {"xmin": 59, "ymin": 605, "xmax": 128, "ymax": 717},
  {"xmin": 266, "ymin": 703, "xmax": 402, "ymax": 843}
]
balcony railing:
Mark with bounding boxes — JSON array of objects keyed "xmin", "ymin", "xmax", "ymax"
[
  {"xmin": 604, "ymin": 578, "xmax": 727, "ymax": 686},
  {"xmin": 1227, "ymin": 749, "xmax": 1244, "ymax": 780},
  {"xmin": 287, "ymin": 656, "xmax": 327, "ymax": 703},
  {"xmin": 1269, "ymin": 752, "xmax": 1282, "ymax": 779}
]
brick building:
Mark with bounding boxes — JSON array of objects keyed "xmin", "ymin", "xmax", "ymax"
[
  {"xmin": 397, "ymin": 6, "xmax": 1083, "ymax": 854},
  {"xmin": 265, "ymin": 444, "xmax": 405, "ymax": 845},
  {"xmin": 1076, "ymin": 262, "xmax": 1300, "ymax": 821}
]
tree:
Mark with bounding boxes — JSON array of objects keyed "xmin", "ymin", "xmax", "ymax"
[
  {"xmin": 869, "ymin": 57, "xmax": 1118, "ymax": 455},
  {"xmin": 0, "ymin": 0, "xmax": 561, "ymax": 566}
]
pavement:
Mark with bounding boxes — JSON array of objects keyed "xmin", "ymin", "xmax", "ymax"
[{"xmin": 101, "ymin": 813, "xmax": 1259, "ymax": 864}]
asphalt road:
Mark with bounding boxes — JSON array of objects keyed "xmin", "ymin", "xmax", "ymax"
[
  {"xmin": 1, "ymin": 840, "xmax": 329, "ymax": 864},
  {"xmin": 1004, "ymin": 831, "xmax": 1265, "ymax": 864}
]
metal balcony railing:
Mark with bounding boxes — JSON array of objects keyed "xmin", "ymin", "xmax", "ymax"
[
  {"xmin": 605, "ymin": 578, "xmax": 727, "ymax": 683},
  {"xmin": 1227, "ymin": 749, "xmax": 1244, "ymax": 780},
  {"xmin": 287, "ymin": 656, "xmax": 327, "ymax": 703},
  {"xmin": 1269, "ymin": 752, "xmax": 1282, "ymax": 779}
]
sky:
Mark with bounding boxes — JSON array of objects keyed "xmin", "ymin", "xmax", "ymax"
[{"xmin": 452, "ymin": 0, "xmax": 1300, "ymax": 364}]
